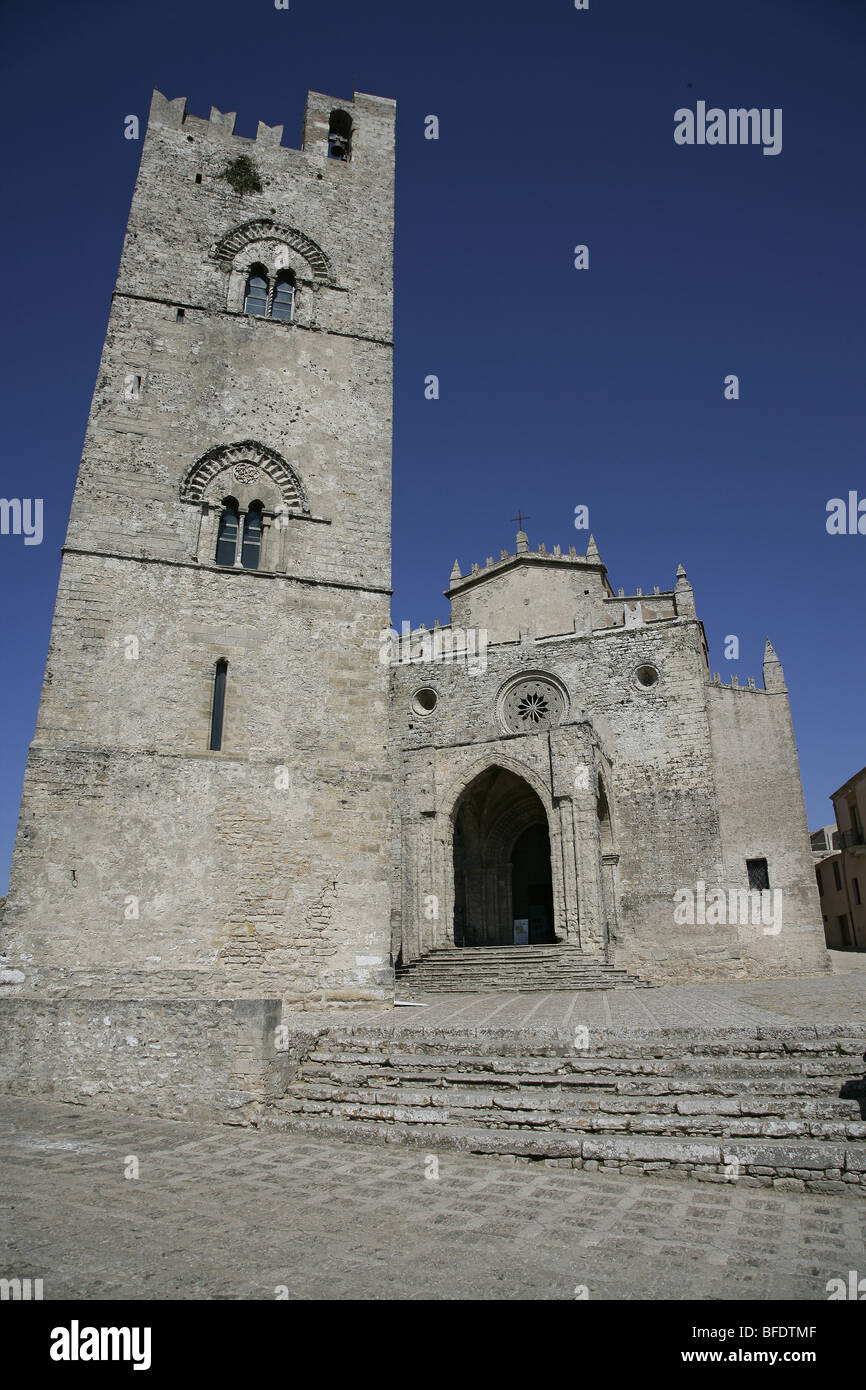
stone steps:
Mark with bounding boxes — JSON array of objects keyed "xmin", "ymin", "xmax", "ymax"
[
  {"xmin": 260, "ymin": 1111, "xmax": 866, "ymax": 1194},
  {"xmin": 267, "ymin": 1026, "xmax": 866, "ymax": 1191},
  {"xmin": 396, "ymin": 945, "xmax": 652, "ymax": 992}
]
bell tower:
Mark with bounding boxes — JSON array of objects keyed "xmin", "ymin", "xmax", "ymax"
[{"xmin": 2, "ymin": 89, "xmax": 396, "ymax": 1007}]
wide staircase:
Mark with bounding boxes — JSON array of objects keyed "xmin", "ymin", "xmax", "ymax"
[
  {"xmin": 265, "ymin": 1025, "xmax": 866, "ymax": 1192},
  {"xmin": 395, "ymin": 944, "xmax": 653, "ymax": 993}
]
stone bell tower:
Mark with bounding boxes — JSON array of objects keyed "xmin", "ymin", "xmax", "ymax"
[{"xmin": 2, "ymin": 89, "xmax": 396, "ymax": 1008}]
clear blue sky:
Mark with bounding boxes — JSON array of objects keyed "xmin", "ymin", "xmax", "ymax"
[{"xmin": 0, "ymin": 0, "xmax": 864, "ymax": 890}]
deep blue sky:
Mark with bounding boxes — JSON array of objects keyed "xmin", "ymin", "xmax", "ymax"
[{"xmin": 0, "ymin": 0, "xmax": 864, "ymax": 890}]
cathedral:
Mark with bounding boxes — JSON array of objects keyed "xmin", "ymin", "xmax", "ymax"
[{"xmin": 0, "ymin": 88, "xmax": 828, "ymax": 1033}]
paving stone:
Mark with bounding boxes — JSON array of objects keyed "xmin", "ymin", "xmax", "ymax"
[{"xmin": 3, "ymin": 1096, "xmax": 866, "ymax": 1301}]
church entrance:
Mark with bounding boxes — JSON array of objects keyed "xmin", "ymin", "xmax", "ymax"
[
  {"xmin": 452, "ymin": 766, "xmax": 556, "ymax": 947},
  {"xmin": 511, "ymin": 823, "xmax": 555, "ymax": 944}
]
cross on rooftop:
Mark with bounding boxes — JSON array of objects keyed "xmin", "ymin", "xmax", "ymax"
[{"xmin": 510, "ymin": 510, "xmax": 531, "ymax": 531}]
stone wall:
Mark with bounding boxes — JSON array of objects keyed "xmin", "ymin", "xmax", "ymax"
[
  {"xmin": 390, "ymin": 540, "xmax": 828, "ymax": 984},
  {"xmin": 708, "ymin": 681, "xmax": 828, "ymax": 976},
  {"xmin": 1, "ymin": 88, "xmax": 397, "ymax": 1008},
  {"xmin": 0, "ymin": 998, "xmax": 302, "ymax": 1123}
]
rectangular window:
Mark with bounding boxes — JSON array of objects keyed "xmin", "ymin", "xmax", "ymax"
[
  {"xmin": 746, "ymin": 858, "xmax": 770, "ymax": 892},
  {"xmin": 816, "ymin": 866, "xmax": 824, "ymax": 897},
  {"xmin": 176, "ymin": 308, "xmax": 185, "ymax": 322},
  {"xmin": 209, "ymin": 660, "xmax": 227, "ymax": 751},
  {"xmin": 833, "ymin": 861, "xmax": 842, "ymax": 893},
  {"xmin": 855, "ymin": 877, "xmax": 862, "ymax": 906}
]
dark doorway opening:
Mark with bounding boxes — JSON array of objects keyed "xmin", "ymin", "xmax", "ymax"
[
  {"xmin": 451, "ymin": 765, "xmax": 556, "ymax": 947},
  {"xmin": 511, "ymin": 823, "xmax": 556, "ymax": 943}
]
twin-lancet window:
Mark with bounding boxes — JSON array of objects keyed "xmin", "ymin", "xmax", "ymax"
[
  {"xmin": 215, "ymin": 497, "xmax": 263, "ymax": 570},
  {"xmin": 243, "ymin": 264, "xmax": 295, "ymax": 322}
]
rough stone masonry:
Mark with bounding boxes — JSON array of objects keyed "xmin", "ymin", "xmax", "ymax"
[
  {"xmin": 0, "ymin": 87, "xmax": 832, "ymax": 1119},
  {"xmin": 2, "ymin": 89, "xmax": 397, "ymax": 1012}
]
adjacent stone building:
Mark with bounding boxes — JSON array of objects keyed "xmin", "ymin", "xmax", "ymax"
[
  {"xmin": 815, "ymin": 767, "xmax": 866, "ymax": 950},
  {"xmin": 0, "ymin": 86, "xmax": 829, "ymax": 1051},
  {"xmin": 389, "ymin": 533, "xmax": 828, "ymax": 985}
]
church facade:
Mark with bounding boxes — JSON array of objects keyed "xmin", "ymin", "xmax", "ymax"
[
  {"xmin": 0, "ymin": 88, "xmax": 828, "ymax": 1027},
  {"xmin": 389, "ymin": 534, "xmax": 827, "ymax": 984}
]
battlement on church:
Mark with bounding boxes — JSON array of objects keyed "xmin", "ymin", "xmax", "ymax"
[
  {"xmin": 447, "ymin": 532, "xmax": 611, "ymax": 592},
  {"xmin": 441, "ymin": 530, "xmax": 699, "ymax": 644}
]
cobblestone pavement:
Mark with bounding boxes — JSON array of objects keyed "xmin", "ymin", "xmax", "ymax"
[
  {"xmin": 381, "ymin": 972, "xmax": 866, "ymax": 1034},
  {"xmin": 1, "ymin": 1097, "xmax": 864, "ymax": 1300}
]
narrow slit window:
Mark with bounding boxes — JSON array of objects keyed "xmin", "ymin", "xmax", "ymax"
[
  {"xmin": 215, "ymin": 498, "xmax": 240, "ymax": 566},
  {"xmin": 241, "ymin": 502, "xmax": 263, "ymax": 570},
  {"xmin": 210, "ymin": 659, "xmax": 228, "ymax": 751}
]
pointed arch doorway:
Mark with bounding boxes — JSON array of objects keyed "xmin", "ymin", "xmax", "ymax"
[{"xmin": 452, "ymin": 766, "xmax": 556, "ymax": 947}]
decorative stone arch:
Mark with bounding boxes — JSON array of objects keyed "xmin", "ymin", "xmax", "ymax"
[
  {"xmin": 212, "ymin": 217, "xmax": 336, "ymax": 283},
  {"xmin": 181, "ymin": 440, "xmax": 310, "ymax": 572},
  {"xmin": 181, "ymin": 440, "xmax": 309, "ymax": 512},
  {"xmin": 430, "ymin": 755, "xmax": 564, "ymax": 955},
  {"xmin": 441, "ymin": 752, "xmax": 556, "ymax": 832}
]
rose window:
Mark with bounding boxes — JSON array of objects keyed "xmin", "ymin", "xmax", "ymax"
[
  {"xmin": 517, "ymin": 690, "xmax": 549, "ymax": 723},
  {"xmin": 501, "ymin": 678, "xmax": 565, "ymax": 735}
]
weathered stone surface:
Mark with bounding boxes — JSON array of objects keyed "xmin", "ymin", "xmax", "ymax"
[
  {"xmin": 6, "ymin": 1096, "xmax": 866, "ymax": 1301},
  {"xmin": 391, "ymin": 549, "xmax": 829, "ymax": 985},
  {"xmin": 1, "ymin": 88, "xmax": 397, "ymax": 1009},
  {"xmin": 0, "ymin": 997, "xmax": 289, "ymax": 1122}
]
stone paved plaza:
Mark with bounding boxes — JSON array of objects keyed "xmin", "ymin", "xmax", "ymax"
[
  {"xmin": 1, "ymin": 1092, "xmax": 865, "ymax": 1301},
  {"xmin": 341, "ymin": 966, "xmax": 866, "ymax": 1035}
]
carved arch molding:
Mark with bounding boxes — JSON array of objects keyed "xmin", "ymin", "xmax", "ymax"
[
  {"xmin": 180, "ymin": 440, "xmax": 310, "ymax": 514},
  {"xmin": 211, "ymin": 218, "xmax": 336, "ymax": 284}
]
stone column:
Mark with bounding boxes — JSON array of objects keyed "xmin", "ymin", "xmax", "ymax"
[
  {"xmin": 195, "ymin": 502, "xmax": 214, "ymax": 563},
  {"xmin": 572, "ymin": 795, "xmax": 605, "ymax": 958},
  {"xmin": 557, "ymin": 798, "xmax": 581, "ymax": 945},
  {"xmin": 260, "ymin": 513, "xmax": 274, "ymax": 571},
  {"xmin": 601, "ymin": 853, "xmax": 621, "ymax": 963},
  {"xmin": 233, "ymin": 508, "xmax": 247, "ymax": 567}
]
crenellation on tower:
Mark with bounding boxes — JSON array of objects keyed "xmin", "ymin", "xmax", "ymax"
[{"xmin": 208, "ymin": 106, "xmax": 237, "ymax": 136}]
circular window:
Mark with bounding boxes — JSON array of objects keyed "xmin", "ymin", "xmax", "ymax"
[
  {"xmin": 412, "ymin": 687, "xmax": 438, "ymax": 715},
  {"xmin": 635, "ymin": 664, "xmax": 660, "ymax": 689},
  {"xmin": 499, "ymin": 674, "xmax": 568, "ymax": 735}
]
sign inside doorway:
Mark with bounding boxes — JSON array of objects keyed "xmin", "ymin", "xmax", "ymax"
[{"xmin": 513, "ymin": 919, "xmax": 529, "ymax": 945}]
